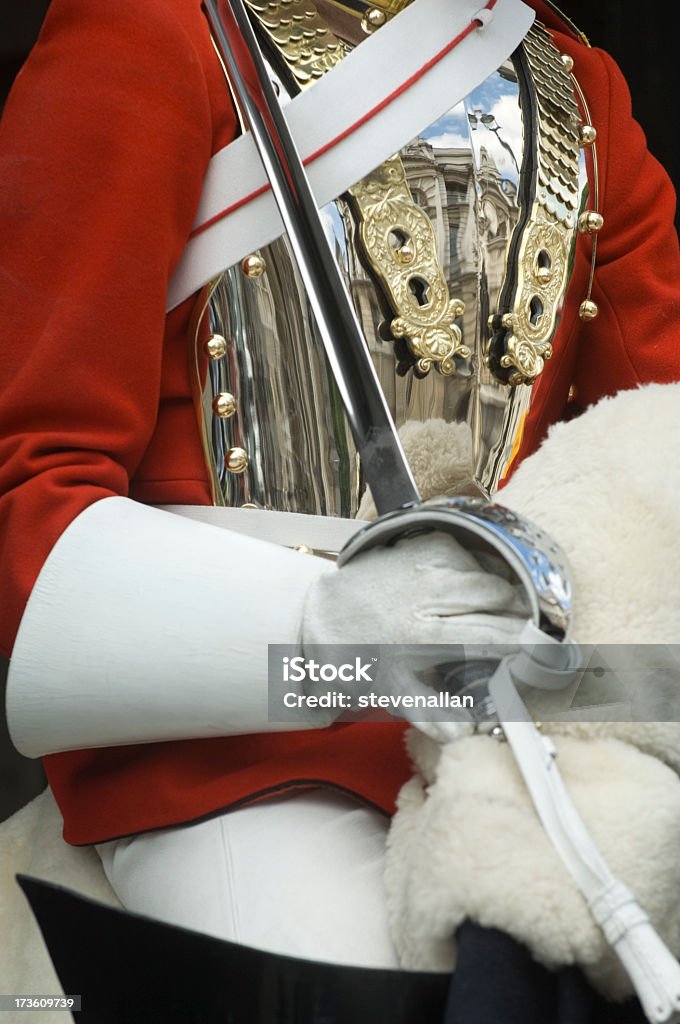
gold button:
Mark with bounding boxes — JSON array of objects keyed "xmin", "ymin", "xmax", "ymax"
[
  {"xmin": 578, "ymin": 124, "xmax": 597, "ymax": 147},
  {"xmin": 578, "ymin": 211, "xmax": 604, "ymax": 235},
  {"xmin": 213, "ymin": 392, "xmax": 237, "ymax": 419},
  {"xmin": 225, "ymin": 447, "xmax": 249, "ymax": 473},
  {"xmin": 205, "ymin": 334, "xmax": 228, "ymax": 360},
  {"xmin": 579, "ymin": 299, "xmax": 599, "ymax": 321},
  {"xmin": 361, "ymin": 7, "xmax": 387, "ymax": 32},
  {"xmin": 241, "ymin": 253, "xmax": 266, "ymax": 278}
]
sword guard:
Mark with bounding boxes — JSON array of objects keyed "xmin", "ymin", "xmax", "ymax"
[{"xmin": 338, "ymin": 496, "xmax": 573, "ymax": 637}]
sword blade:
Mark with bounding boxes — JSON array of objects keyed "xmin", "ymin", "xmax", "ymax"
[{"xmin": 203, "ymin": 0, "xmax": 420, "ymax": 515}]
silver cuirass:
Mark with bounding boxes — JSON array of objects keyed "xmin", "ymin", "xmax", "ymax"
[{"xmin": 193, "ymin": 1, "xmax": 589, "ymax": 516}]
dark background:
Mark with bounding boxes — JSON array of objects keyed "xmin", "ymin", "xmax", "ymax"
[{"xmin": 0, "ymin": 1, "xmax": 678, "ymax": 824}]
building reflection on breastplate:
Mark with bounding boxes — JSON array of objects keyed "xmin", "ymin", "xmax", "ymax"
[
  {"xmin": 348, "ymin": 153, "xmax": 469, "ymax": 378},
  {"xmin": 194, "ymin": 12, "xmax": 587, "ymax": 515}
]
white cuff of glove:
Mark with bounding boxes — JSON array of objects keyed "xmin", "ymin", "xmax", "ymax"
[{"xmin": 7, "ymin": 497, "xmax": 333, "ymax": 757}]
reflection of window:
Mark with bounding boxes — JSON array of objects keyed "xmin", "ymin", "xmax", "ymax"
[
  {"xmin": 482, "ymin": 200, "xmax": 498, "ymax": 236},
  {"xmin": 409, "ymin": 187, "xmax": 427, "ymax": 209},
  {"xmin": 446, "ymin": 180, "xmax": 467, "ymax": 277}
]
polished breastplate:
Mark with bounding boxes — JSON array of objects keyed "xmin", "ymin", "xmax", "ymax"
[{"xmin": 193, "ymin": 3, "xmax": 589, "ymax": 515}]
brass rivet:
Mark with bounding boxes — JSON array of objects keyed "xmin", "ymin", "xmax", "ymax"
[
  {"xmin": 579, "ymin": 299, "xmax": 599, "ymax": 321},
  {"xmin": 394, "ymin": 242, "xmax": 415, "ymax": 265},
  {"xmin": 205, "ymin": 334, "xmax": 228, "ymax": 360},
  {"xmin": 561, "ymin": 53, "xmax": 574, "ymax": 73},
  {"xmin": 578, "ymin": 124, "xmax": 597, "ymax": 147},
  {"xmin": 535, "ymin": 266, "xmax": 553, "ymax": 285},
  {"xmin": 225, "ymin": 447, "xmax": 249, "ymax": 473},
  {"xmin": 241, "ymin": 253, "xmax": 266, "ymax": 278},
  {"xmin": 213, "ymin": 392, "xmax": 237, "ymax": 419},
  {"xmin": 361, "ymin": 6, "xmax": 387, "ymax": 32},
  {"xmin": 578, "ymin": 211, "xmax": 604, "ymax": 235}
]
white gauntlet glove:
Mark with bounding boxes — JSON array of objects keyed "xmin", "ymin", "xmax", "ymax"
[{"xmin": 6, "ymin": 498, "xmax": 531, "ymax": 755}]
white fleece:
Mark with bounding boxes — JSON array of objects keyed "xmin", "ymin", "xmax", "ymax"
[{"xmin": 383, "ymin": 382, "xmax": 680, "ymax": 999}]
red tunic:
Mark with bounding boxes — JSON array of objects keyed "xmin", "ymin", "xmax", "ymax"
[{"xmin": 1, "ymin": 0, "xmax": 679, "ymax": 845}]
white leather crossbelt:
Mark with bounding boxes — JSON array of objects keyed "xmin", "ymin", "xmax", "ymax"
[
  {"xmin": 166, "ymin": 0, "xmax": 534, "ymax": 309},
  {"xmin": 158, "ymin": 504, "xmax": 363, "ymax": 553}
]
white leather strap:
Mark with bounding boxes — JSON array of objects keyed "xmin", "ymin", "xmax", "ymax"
[
  {"xmin": 6, "ymin": 497, "xmax": 334, "ymax": 758},
  {"xmin": 488, "ymin": 635, "xmax": 680, "ymax": 1024},
  {"xmin": 167, "ymin": 0, "xmax": 534, "ymax": 310},
  {"xmin": 158, "ymin": 504, "xmax": 363, "ymax": 553}
]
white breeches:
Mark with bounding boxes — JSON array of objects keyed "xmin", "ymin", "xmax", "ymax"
[{"xmin": 95, "ymin": 789, "xmax": 399, "ymax": 968}]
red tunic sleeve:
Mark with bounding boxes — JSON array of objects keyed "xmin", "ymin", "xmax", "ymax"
[
  {"xmin": 571, "ymin": 46, "xmax": 680, "ymax": 406},
  {"xmin": 0, "ymin": 0, "xmax": 235, "ymax": 656}
]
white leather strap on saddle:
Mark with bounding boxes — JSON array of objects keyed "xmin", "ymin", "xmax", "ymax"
[
  {"xmin": 488, "ymin": 629, "xmax": 680, "ymax": 1024},
  {"xmin": 167, "ymin": 0, "xmax": 534, "ymax": 310}
]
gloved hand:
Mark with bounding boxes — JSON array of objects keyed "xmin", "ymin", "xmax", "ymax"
[{"xmin": 302, "ymin": 530, "xmax": 531, "ymax": 738}]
